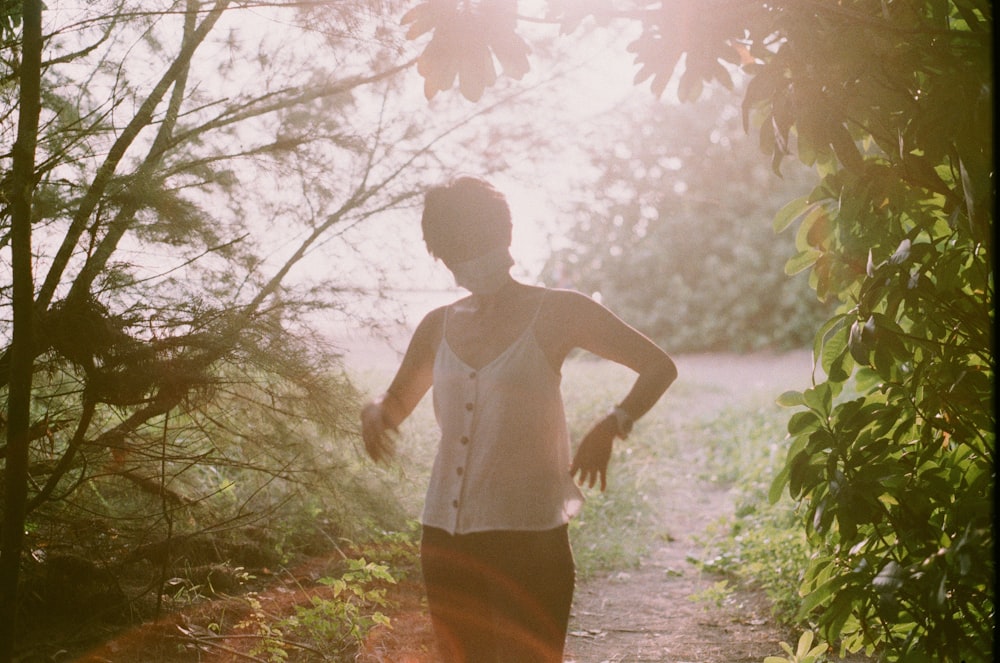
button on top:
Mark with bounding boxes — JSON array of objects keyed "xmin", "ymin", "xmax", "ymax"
[
  {"xmin": 469, "ymin": 371, "xmax": 477, "ymax": 379},
  {"xmin": 465, "ymin": 402, "xmax": 474, "ymax": 411},
  {"xmin": 460, "ymin": 436, "xmax": 469, "ymax": 445}
]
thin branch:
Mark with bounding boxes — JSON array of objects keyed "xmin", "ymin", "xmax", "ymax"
[
  {"xmin": 36, "ymin": 0, "xmax": 233, "ymax": 311},
  {"xmin": 67, "ymin": 0, "xmax": 203, "ymax": 304},
  {"xmin": 174, "ymin": 631, "xmax": 332, "ymax": 659},
  {"xmin": 167, "ymin": 634, "xmax": 269, "ymax": 663},
  {"xmin": 114, "ymin": 234, "xmax": 251, "ymax": 289},
  {"xmin": 169, "ymin": 58, "xmax": 417, "ymax": 149}
]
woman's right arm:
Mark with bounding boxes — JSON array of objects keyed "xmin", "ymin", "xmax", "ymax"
[{"xmin": 360, "ymin": 308, "xmax": 442, "ymax": 463}]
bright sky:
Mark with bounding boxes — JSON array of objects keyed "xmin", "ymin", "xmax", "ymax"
[
  {"xmin": 34, "ymin": 3, "xmax": 664, "ymax": 347},
  {"xmin": 303, "ymin": 7, "xmax": 652, "ymax": 333}
]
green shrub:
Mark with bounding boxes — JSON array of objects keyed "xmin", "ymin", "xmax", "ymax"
[{"xmin": 279, "ymin": 558, "xmax": 397, "ymax": 659}]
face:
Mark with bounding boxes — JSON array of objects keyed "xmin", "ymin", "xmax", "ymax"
[
  {"xmin": 445, "ymin": 246, "xmax": 513, "ymax": 295},
  {"xmin": 433, "ymin": 228, "xmax": 506, "ymax": 266}
]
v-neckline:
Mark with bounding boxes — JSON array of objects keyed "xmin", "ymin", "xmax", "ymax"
[
  {"xmin": 443, "ymin": 324, "xmax": 534, "ymax": 372},
  {"xmin": 441, "ymin": 289, "xmax": 545, "ymax": 371}
]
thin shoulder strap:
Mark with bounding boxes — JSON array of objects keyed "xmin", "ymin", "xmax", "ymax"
[
  {"xmin": 529, "ymin": 289, "xmax": 548, "ymax": 327},
  {"xmin": 442, "ymin": 303, "xmax": 452, "ymax": 336}
]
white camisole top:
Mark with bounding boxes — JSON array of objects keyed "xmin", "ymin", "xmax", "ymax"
[{"xmin": 421, "ymin": 294, "xmax": 584, "ymax": 535}]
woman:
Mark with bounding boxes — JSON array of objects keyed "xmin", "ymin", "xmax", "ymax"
[{"xmin": 361, "ymin": 176, "xmax": 677, "ymax": 663}]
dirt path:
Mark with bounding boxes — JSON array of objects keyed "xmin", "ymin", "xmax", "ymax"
[{"xmin": 563, "ymin": 352, "xmax": 812, "ymax": 663}]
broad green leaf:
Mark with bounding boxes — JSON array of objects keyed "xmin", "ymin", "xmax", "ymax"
[
  {"xmin": 788, "ymin": 451, "xmax": 812, "ymax": 497},
  {"xmin": 824, "ymin": 591, "xmax": 857, "ymax": 642},
  {"xmin": 795, "ymin": 631, "xmax": 815, "ymax": 657},
  {"xmin": 795, "ymin": 203, "xmax": 828, "ymax": 251},
  {"xmin": 773, "ymin": 195, "xmax": 813, "ymax": 233},
  {"xmin": 798, "ymin": 574, "xmax": 839, "ymax": 615},
  {"xmin": 873, "ymin": 560, "xmax": 903, "ymax": 592},
  {"xmin": 805, "ymin": 428, "xmax": 835, "ymax": 453},
  {"xmin": 769, "ymin": 463, "xmax": 791, "ymax": 504},
  {"xmin": 788, "ymin": 410, "xmax": 822, "ymax": 435},
  {"xmin": 812, "ymin": 313, "xmax": 849, "ymax": 369},
  {"xmin": 827, "ymin": 347, "xmax": 854, "ymax": 383},
  {"xmin": 802, "ymin": 557, "xmax": 835, "ymax": 589},
  {"xmin": 854, "ymin": 367, "xmax": 882, "ymax": 392},
  {"xmin": 848, "ymin": 320, "xmax": 871, "ymax": 365},
  {"xmin": 802, "ymin": 383, "xmax": 833, "ymax": 416},
  {"xmin": 786, "ymin": 431, "xmax": 809, "ymax": 460},
  {"xmin": 776, "ymin": 390, "xmax": 805, "ymax": 407},
  {"xmin": 785, "ymin": 249, "xmax": 821, "ymax": 276},
  {"xmin": 820, "ymin": 324, "xmax": 848, "ymax": 373},
  {"xmin": 812, "ymin": 494, "xmax": 832, "ymax": 533}
]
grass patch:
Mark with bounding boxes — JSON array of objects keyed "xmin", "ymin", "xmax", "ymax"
[{"xmin": 689, "ymin": 402, "xmax": 812, "ymax": 622}]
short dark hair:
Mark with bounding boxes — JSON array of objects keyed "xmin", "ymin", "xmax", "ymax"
[{"xmin": 421, "ymin": 176, "xmax": 512, "ymax": 261}]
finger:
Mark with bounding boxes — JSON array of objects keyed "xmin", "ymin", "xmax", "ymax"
[
  {"xmin": 600, "ymin": 470, "xmax": 607, "ymax": 492},
  {"xmin": 367, "ymin": 434, "xmax": 386, "ymax": 463},
  {"xmin": 362, "ymin": 431, "xmax": 376, "ymax": 459},
  {"xmin": 382, "ymin": 437, "xmax": 397, "ymax": 461}
]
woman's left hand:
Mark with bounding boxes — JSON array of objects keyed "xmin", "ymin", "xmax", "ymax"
[{"xmin": 570, "ymin": 416, "xmax": 618, "ymax": 491}]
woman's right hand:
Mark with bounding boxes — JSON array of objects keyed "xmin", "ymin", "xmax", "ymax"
[{"xmin": 361, "ymin": 400, "xmax": 396, "ymax": 463}]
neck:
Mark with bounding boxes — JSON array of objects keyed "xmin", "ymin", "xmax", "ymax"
[{"xmin": 469, "ymin": 278, "xmax": 518, "ymax": 310}]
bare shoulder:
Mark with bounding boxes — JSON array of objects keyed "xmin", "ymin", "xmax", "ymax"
[
  {"xmin": 539, "ymin": 287, "xmax": 670, "ymax": 371},
  {"xmin": 411, "ymin": 304, "xmax": 448, "ymax": 350},
  {"xmin": 536, "ymin": 287, "xmax": 618, "ymax": 361},
  {"xmin": 541, "ymin": 287, "xmax": 612, "ymax": 322}
]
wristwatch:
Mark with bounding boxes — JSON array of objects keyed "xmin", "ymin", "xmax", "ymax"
[{"xmin": 609, "ymin": 405, "xmax": 634, "ymax": 439}]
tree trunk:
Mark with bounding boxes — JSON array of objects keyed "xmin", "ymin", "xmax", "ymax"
[{"xmin": 0, "ymin": 1, "xmax": 44, "ymax": 660}]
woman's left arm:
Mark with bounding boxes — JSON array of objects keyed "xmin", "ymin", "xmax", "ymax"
[{"xmin": 556, "ymin": 290, "xmax": 678, "ymax": 491}]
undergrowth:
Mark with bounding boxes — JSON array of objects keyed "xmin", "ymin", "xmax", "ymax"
[
  {"xmin": 243, "ymin": 527, "xmax": 422, "ymax": 662},
  {"xmin": 274, "ymin": 558, "xmax": 397, "ymax": 660}
]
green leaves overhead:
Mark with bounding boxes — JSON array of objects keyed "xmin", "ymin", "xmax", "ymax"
[
  {"xmin": 622, "ymin": 0, "xmax": 760, "ymax": 102},
  {"xmin": 626, "ymin": 2, "xmax": 699, "ymax": 99},
  {"xmin": 401, "ymin": 0, "xmax": 530, "ymax": 100},
  {"xmin": 401, "ymin": 0, "xmax": 751, "ymax": 102}
]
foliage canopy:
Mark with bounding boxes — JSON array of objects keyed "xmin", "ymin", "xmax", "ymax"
[{"xmin": 541, "ymin": 91, "xmax": 831, "ymax": 352}]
